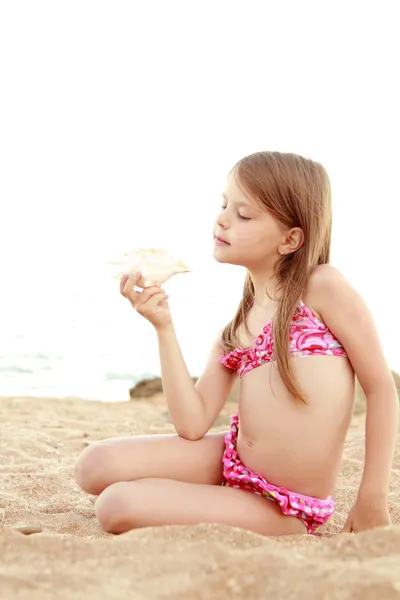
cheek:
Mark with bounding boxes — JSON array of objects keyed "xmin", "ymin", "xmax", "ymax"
[
  {"xmin": 248, "ymin": 224, "xmax": 275, "ymax": 245},
  {"xmin": 260, "ymin": 220, "xmax": 282, "ymax": 243},
  {"xmin": 235, "ymin": 229, "xmax": 268, "ymax": 256},
  {"xmin": 236, "ymin": 228, "xmax": 256, "ymax": 245}
]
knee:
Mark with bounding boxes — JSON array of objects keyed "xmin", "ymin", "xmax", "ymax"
[
  {"xmin": 75, "ymin": 442, "xmax": 110, "ymax": 496},
  {"xmin": 95, "ymin": 482, "xmax": 132, "ymax": 534}
]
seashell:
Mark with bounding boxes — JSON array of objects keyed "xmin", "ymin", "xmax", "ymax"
[{"xmin": 107, "ymin": 248, "xmax": 191, "ymax": 287}]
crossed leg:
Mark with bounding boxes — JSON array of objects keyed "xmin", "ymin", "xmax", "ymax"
[{"xmin": 75, "ymin": 432, "xmax": 306, "ymax": 536}]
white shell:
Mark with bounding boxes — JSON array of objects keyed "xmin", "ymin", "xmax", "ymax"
[{"xmin": 108, "ymin": 248, "xmax": 191, "ymax": 287}]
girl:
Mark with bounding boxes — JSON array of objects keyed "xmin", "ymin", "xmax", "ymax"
[{"xmin": 75, "ymin": 151, "xmax": 398, "ymax": 536}]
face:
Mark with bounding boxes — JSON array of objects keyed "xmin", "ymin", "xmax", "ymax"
[{"xmin": 213, "ymin": 171, "xmax": 288, "ymax": 270}]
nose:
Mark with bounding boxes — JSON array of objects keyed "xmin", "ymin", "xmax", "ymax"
[{"xmin": 216, "ymin": 211, "xmax": 228, "ymax": 229}]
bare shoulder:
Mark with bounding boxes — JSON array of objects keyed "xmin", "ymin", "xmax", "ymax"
[
  {"xmin": 303, "ymin": 264, "xmax": 346, "ymax": 320},
  {"xmin": 308, "ymin": 263, "xmax": 348, "ymax": 293},
  {"xmin": 308, "ymin": 263, "xmax": 374, "ymax": 313},
  {"xmin": 305, "ymin": 263, "xmax": 368, "ymax": 329}
]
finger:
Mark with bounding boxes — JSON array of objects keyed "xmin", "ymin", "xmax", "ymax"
[
  {"xmin": 137, "ymin": 290, "xmax": 169, "ymax": 314},
  {"xmin": 123, "ymin": 274, "xmax": 144, "ymax": 305},
  {"xmin": 119, "ymin": 274, "xmax": 129, "ymax": 296},
  {"xmin": 342, "ymin": 518, "xmax": 352, "ymax": 533},
  {"xmin": 125, "ymin": 282, "xmax": 167, "ymax": 311},
  {"xmin": 136, "ymin": 285, "xmax": 166, "ymax": 305},
  {"xmin": 120, "ymin": 272, "xmax": 141, "ymax": 296}
]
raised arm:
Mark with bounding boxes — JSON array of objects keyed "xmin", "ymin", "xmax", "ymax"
[
  {"xmin": 157, "ymin": 324, "xmax": 237, "ymax": 440},
  {"xmin": 122, "ymin": 272, "xmax": 237, "ymax": 440}
]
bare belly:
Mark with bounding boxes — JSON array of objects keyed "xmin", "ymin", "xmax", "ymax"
[{"xmin": 236, "ymin": 355, "xmax": 355, "ymax": 499}]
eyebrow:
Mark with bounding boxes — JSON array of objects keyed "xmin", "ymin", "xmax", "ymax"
[
  {"xmin": 222, "ymin": 193, "xmax": 251, "ymax": 208},
  {"xmin": 222, "ymin": 193, "xmax": 260, "ymax": 211}
]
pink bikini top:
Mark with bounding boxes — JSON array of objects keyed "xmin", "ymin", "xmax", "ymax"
[{"xmin": 220, "ymin": 300, "xmax": 347, "ymax": 378}]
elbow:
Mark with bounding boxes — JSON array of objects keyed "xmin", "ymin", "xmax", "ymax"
[
  {"xmin": 177, "ymin": 429, "xmax": 207, "ymax": 442},
  {"xmin": 175, "ymin": 422, "xmax": 209, "ymax": 441},
  {"xmin": 179, "ymin": 434, "xmax": 204, "ymax": 441},
  {"xmin": 172, "ymin": 396, "xmax": 209, "ymax": 441}
]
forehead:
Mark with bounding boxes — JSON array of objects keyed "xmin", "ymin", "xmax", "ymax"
[{"xmin": 223, "ymin": 171, "xmax": 260, "ymax": 209}]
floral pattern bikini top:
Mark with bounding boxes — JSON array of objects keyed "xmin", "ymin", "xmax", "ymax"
[{"xmin": 220, "ymin": 300, "xmax": 347, "ymax": 378}]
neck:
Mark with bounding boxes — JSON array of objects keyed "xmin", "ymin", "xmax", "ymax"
[{"xmin": 247, "ymin": 264, "xmax": 280, "ymax": 307}]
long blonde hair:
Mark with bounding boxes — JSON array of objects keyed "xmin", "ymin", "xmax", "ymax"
[{"xmin": 221, "ymin": 151, "xmax": 332, "ymax": 404}]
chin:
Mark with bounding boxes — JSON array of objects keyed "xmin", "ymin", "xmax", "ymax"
[
  {"xmin": 213, "ymin": 255, "xmax": 230, "ymax": 264},
  {"xmin": 213, "ymin": 247, "xmax": 241, "ymax": 266},
  {"xmin": 213, "ymin": 246, "xmax": 229, "ymax": 264}
]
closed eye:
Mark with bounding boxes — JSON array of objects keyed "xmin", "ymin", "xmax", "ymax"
[{"xmin": 220, "ymin": 205, "xmax": 251, "ymax": 221}]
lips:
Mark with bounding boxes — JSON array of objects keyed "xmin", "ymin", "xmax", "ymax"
[{"xmin": 214, "ymin": 235, "xmax": 230, "ymax": 245}]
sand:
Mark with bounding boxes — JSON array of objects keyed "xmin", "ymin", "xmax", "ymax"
[{"xmin": 1, "ymin": 394, "xmax": 400, "ymax": 600}]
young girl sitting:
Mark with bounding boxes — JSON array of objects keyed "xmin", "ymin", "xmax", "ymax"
[{"xmin": 75, "ymin": 151, "xmax": 398, "ymax": 536}]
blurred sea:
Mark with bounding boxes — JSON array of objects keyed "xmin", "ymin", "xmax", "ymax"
[
  {"xmin": 0, "ymin": 257, "xmax": 243, "ymax": 401},
  {"xmin": 1, "ymin": 248, "xmax": 398, "ymax": 402}
]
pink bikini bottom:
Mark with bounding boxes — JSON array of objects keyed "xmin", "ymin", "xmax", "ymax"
[{"xmin": 221, "ymin": 413, "xmax": 335, "ymax": 534}]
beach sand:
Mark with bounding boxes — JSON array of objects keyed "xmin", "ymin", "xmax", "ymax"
[{"xmin": 1, "ymin": 392, "xmax": 400, "ymax": 599}]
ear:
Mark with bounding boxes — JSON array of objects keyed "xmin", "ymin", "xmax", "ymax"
[{"xmin": 278, "ymin": 227, "xmax": 304, "ymax": 255}]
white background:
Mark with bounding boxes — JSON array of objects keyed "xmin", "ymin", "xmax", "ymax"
[{"xmin": 0, "ymin": 1, "xmax": 399, "ymax": 399}]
